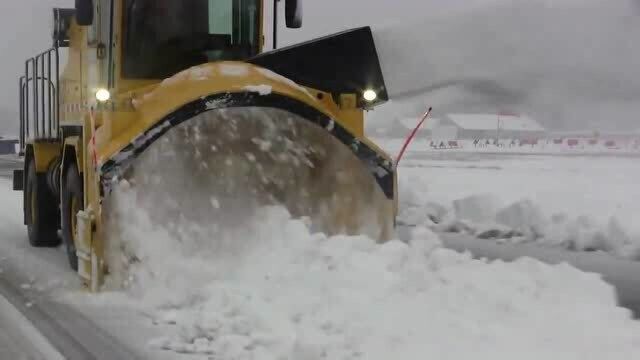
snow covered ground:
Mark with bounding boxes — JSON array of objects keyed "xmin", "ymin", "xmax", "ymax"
[
  {"xmin": 380, "ymin": 138, "xmax": 640, "ymax": 260},
  {"xmin": 0, "ymin": 292, "xmax": 65, "ymax": 360},
  {"xmin": 3, "ymin": 178, "xmax": 640, "ymax": 359}
]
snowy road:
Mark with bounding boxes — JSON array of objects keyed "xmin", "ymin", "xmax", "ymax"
[
  {"xmin": 1, "ymin": 156, "xmax": 640, "ymax": 358},
  {"xmin": 0, "ymin": 254, "xmax": 143, "ymax": 360},
  {"xmin": 0, "ymin": 275, "xmax": 75, "ymax": 360},
  {"xmin": 0, "ymin": 291, "xmax": 63, "ymax": 360},
  {"xmin": 1, "ymin": 156, "xmax": 639, "ymax": 322},
  {"xmin": 0, "ymin": 156, "xmax": 21, "ymax": 178},
  {"xmin": 0, "ymin": 157, "xmax": 143, "ymax": 359}
]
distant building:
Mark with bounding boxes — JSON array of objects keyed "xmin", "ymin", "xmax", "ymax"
[
  {"xmin": 427, "ymin": 113, "xmax": 546, "ymax": 140},
  {"xmin": 374, "ymin": 117, "xmax": 441, "ymax": 139}
]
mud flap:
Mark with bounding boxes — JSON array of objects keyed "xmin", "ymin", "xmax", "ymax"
[
  {"xmin": 76, "ymin": 209, "xmax": 102, "ymax": 291},
  {"xmin": 12, "ymin": 169, "xmax": 24, "ymax": 191}
]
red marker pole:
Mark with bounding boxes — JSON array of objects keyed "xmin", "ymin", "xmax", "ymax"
[{"xmin": 395, "ymin": 107, "xmax": 432, "ymax": 168}]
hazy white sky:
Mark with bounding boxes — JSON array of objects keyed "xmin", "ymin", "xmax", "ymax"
[
  {"xmin": 1, "ymin": 0, "xmax": 638, "ymax": 133},
  {"xmin": 369, "ymin": 0, "xmax": 640, "ymax": 131}
]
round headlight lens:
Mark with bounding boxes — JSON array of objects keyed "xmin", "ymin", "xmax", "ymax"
[
  {"xmin": 96, "ymin": 88, "xmax": 111, "ymax": 102},
  {"xmin": 363, "ymin": 89, "xmax": 377, "ymax": 102}
]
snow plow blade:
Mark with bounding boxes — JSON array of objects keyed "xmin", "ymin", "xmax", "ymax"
[{"xmin": 101, "ymin": 96, "xmax": 395, "ymax": 241}]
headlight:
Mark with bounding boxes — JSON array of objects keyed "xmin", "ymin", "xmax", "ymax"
[
  {"xmin": 363, "ymin": 89, "xmax": 377, "ymax": 102},
  {"xmin": 96, "ymin": 88, "xmax": 111, "ymax": 102}
]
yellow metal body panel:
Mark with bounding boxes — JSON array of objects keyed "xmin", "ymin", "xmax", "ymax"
[
  {"xmin": 94, "ymin": 62, "xmax": 365, "ymax": 165},
  {"xmin": 62, "ymin": 136, "xmax": 84, "ymax": 174},
  {"xmin": 27, "ymin": 141, "xmax": 62, "ymax": 172}
]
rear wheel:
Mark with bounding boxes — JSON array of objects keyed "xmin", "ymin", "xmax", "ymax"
[
  {"xmin": 25, "ymin": 159, "xmax": 60, "ymax": 247},
  {"xmin": 61, "ymin": 162, "xmax": 83, "ymax": 271}
]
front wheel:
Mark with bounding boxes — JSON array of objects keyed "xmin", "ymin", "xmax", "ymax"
[
  {"xmin": 25, "ymin": 159, "xmax": 60, "ymax": 247},
  {"xmin": 61, "ymin": 162, "xmax": 83, "ymax": 271}
]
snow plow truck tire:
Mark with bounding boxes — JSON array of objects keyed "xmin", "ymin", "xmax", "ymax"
[
  {"xmin": 25, "ymin": 159, "xmax": 60, "ymax": 248},
  {"xmin": 61, "ymin": 162, "xmax": 83, "ymax": 271}
]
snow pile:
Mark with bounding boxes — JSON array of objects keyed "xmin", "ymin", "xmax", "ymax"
[
  {"xmin": 243, "ymin": 85, "xmax": 273, "ymax": 96},
  {"xmin": 401, "ymin": 193, "xmax": 640, "ymax": 261},
  {"xmin": 453, "ymin": 194, "xmax": 502, "ymax": 224},
  {"xmin": 396, "ymin": 174, "xmax": 448, "ymax": 228},
  {"xmin": 102, "ymin": 182, "xmax": 640, "ymax": 359},
  {"xmin": 384, "ymin": 144, "xmax": 640, "ymax": 260}
]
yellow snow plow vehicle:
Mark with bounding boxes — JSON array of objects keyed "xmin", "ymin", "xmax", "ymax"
[{"xmin": 13, "ymin": 0, "xmax": 396, "ymax": 290}]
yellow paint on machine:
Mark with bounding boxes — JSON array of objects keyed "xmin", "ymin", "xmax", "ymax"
[
  {"xmin": 95, "ymin": 62, "xmax": 341, "ymax": 166},
  {"xmin": 92, "ymin": 65, "xmax": 378, "ymax": 169}
]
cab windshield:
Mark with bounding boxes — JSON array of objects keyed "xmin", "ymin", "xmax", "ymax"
[{"xmin": 123, "ymin": 0, "xmax": 261, "ymax": 79}]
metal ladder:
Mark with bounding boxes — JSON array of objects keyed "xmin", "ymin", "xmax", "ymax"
[{"xmin": 19, "ymin": 46, "xmax": 61, "ymax": 154}]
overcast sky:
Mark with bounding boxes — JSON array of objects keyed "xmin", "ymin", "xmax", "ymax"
[{"xmin": 1, "ymin": 0, "xmax": 638, "ymax": 133}]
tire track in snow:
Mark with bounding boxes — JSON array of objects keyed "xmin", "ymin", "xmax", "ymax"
[
  {"xmin": 0, "ymin": 160, "xmax": 141, "ymax": 359},
  {"xmin": 0, "ymin": 291, "xmax": 65, "ymax": 360},
  {"xmin": 0, "ymin": 259, "xmax": 143, "ymax": 360},
  {"xmin": 0, "ymin": 274, "xmax": 92, "ymax": 360}
]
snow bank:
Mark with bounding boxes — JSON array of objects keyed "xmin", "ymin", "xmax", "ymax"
[
  {"xmin": 383, "ymin": 140, "xmax": 640, "ymax": 260},
  {"xmin": 453, "ymin": 194, "xmax": 501, "ymax": 224},
  {"xmin": 495, "ymin": 199, "xmax": 548, "ymax": 240},
  {"xmin": 398, "ymin": 174, "xmax": 640, "ymax": 261},
  {"xmin": 99, "ymin": 181, "xmax": 640, "ymax": 359}
]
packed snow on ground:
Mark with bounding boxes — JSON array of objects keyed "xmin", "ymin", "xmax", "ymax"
[
  {"xmin": 57, "ymin": 180, "xmax": 639, "ymax": 360},
  {"xmin": 386, "ymin": 145, "xmax": 640, "ymax": 260},
  {"xmin": 2, "ymin": 177, "xmax": 640, "ymax": 359},
  {"xmin": 0, "ymin": 180, "xmax": 79, "ymax": 291}
]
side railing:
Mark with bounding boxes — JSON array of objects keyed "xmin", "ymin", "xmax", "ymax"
[{"xmin": 19, "ymin": 47, "xmax": 60, "ymax": 154}]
